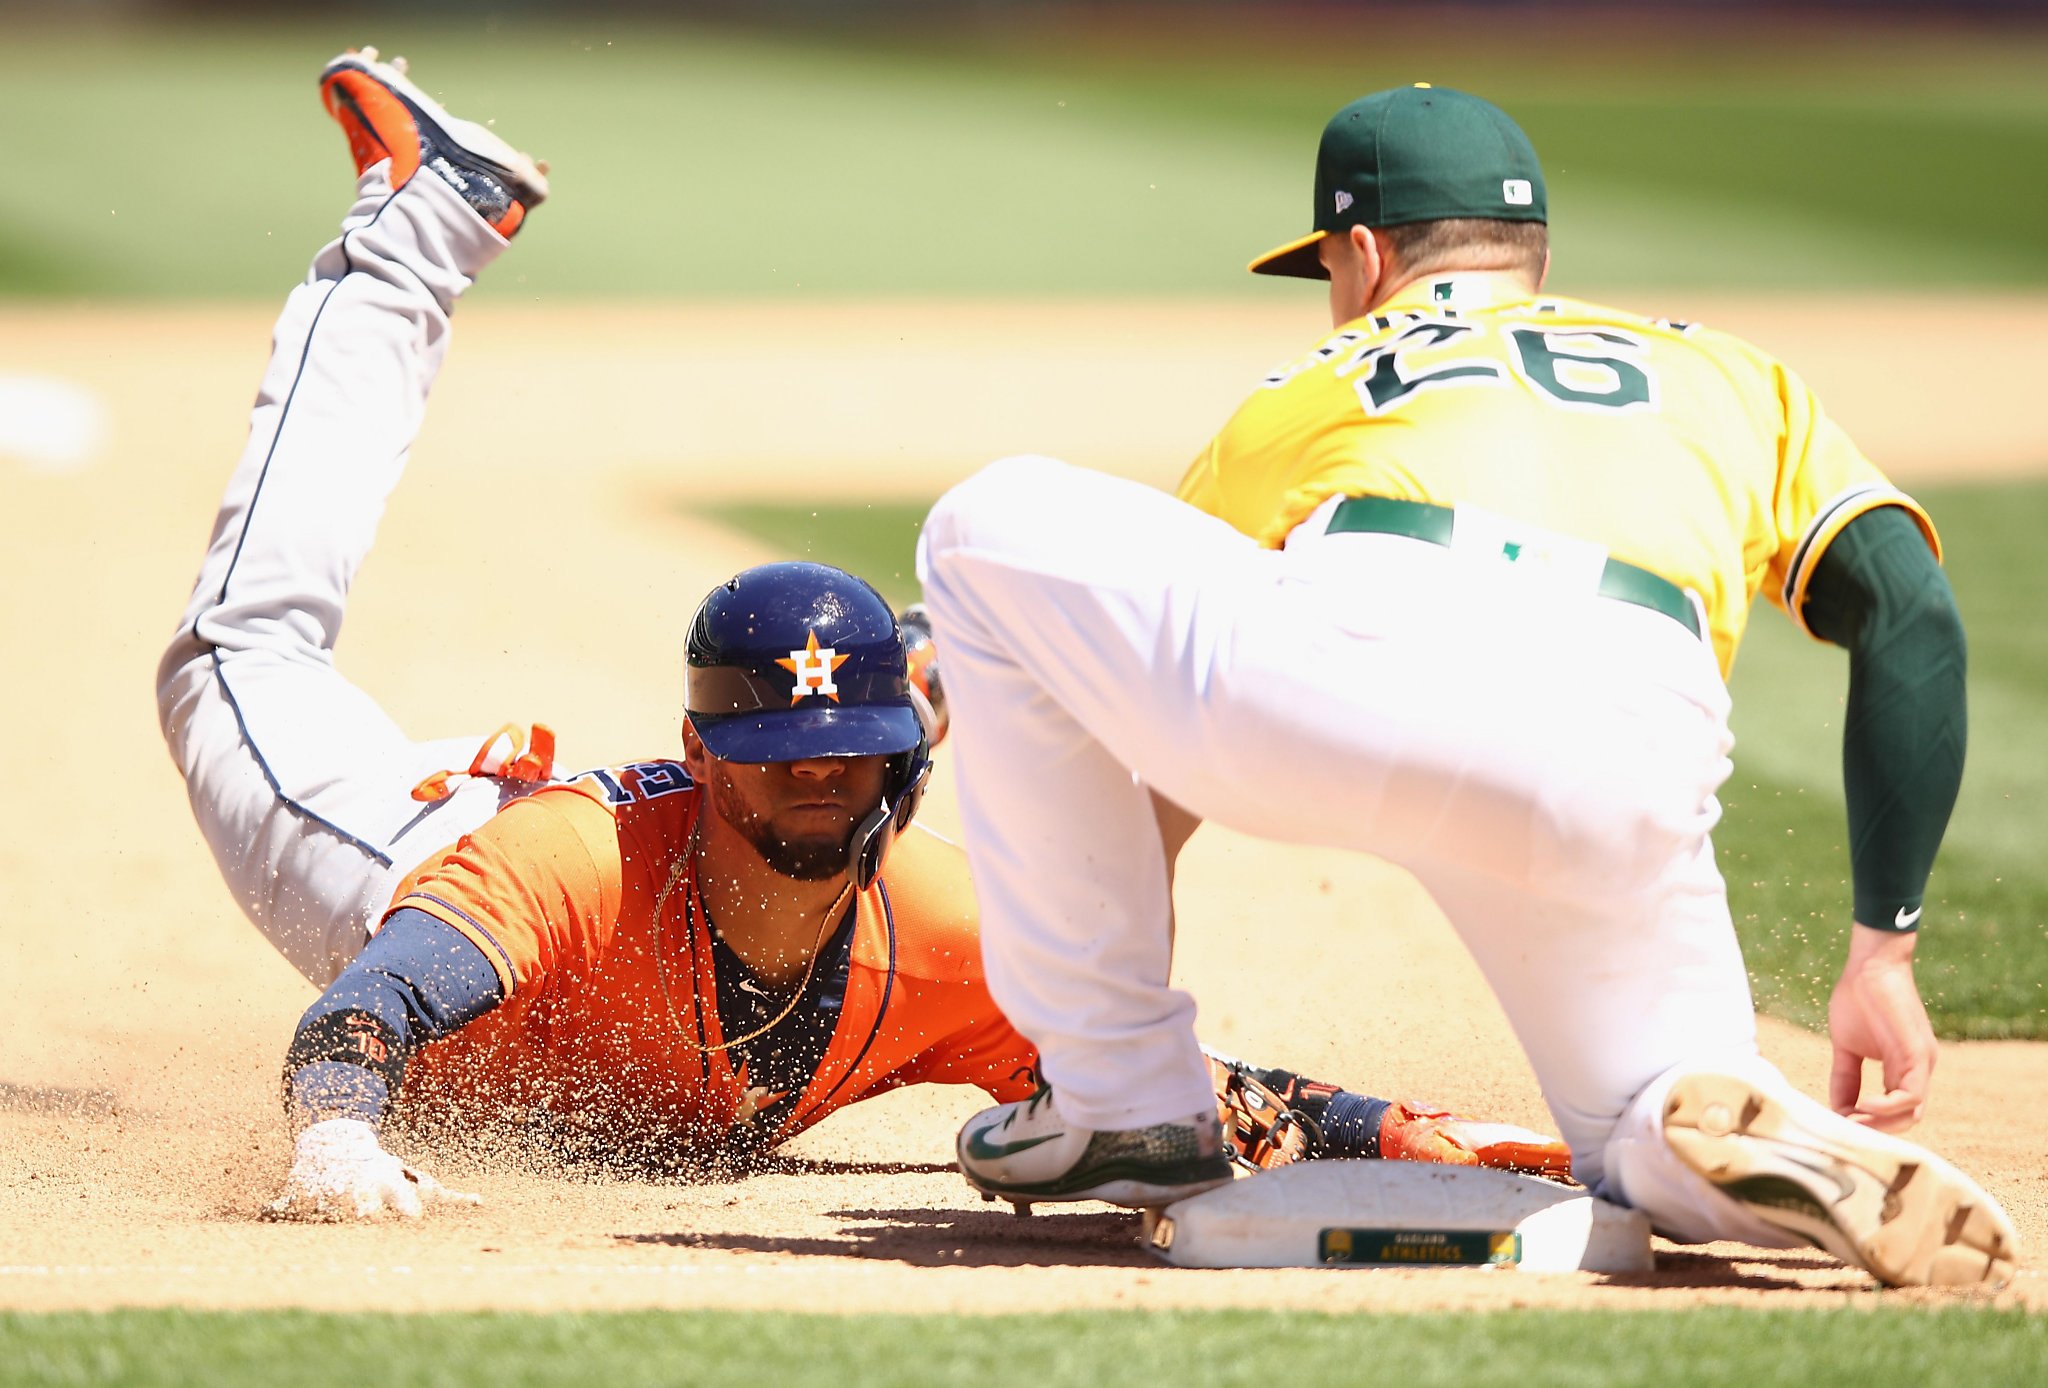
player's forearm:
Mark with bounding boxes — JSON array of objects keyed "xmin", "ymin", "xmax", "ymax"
[
  {"xmin": 281, "ymin": 908, "xmax": 505, "ymax": 1127},
  {"xmin": 1800, "ymin": 507, "xmax": 1967, "ymax": 930},
  {"xmin": 1842, "ymin": 611, "xmax": 1965, "ymax": 928}
]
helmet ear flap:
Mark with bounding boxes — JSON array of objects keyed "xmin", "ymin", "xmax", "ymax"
[
  {"xmin": 893, "ymin": 744, "xmax": 932, "ymax": 831},
  {"xmin": 848, "ymin": 734, "xmax": 932, "ymax": 890},
  {"xmin": 850, "ymin": 804, "xmax": 892, "ymax": 892}
]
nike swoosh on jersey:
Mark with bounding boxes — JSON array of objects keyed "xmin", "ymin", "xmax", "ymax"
[
  {"xmin": 963, "ymin": 1124, "xmax": 1063, "ymax": 1162},
  {"xmin": 1895, "ymin": 906, "xmax": 1924, "ymax": 928}
]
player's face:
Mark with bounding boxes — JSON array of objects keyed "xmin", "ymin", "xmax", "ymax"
[{"xmin": 705, "ymin": 753, "xmax": 890, "ymax": 881}]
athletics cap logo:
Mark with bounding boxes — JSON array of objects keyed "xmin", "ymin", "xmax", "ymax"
[{"xmin": 776, "ymin": 629, "xmax": 851, "ymax": 704}]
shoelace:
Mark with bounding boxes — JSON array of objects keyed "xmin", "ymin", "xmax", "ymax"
[{"xmin": 1003, "ymin": 1065, "xmax": 1057, "ymax": 1123}]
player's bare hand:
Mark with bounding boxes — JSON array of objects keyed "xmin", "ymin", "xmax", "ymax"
[
  {"xmin": 265, "ymin": 1118, "xmax": 481, "ymax": 1221},
  {"xmin": 1826, "ymin": 924, "xmax": 1937, "ymax": 1133}
]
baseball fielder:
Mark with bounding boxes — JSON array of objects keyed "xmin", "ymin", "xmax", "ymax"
[
  {"xmin": 157, "ymin": 54, "xmax": 1569, "ymax": 1218},
  {"xmin": 921, "ymin": 85, "xmax": 2019, "ymax": 1286}
]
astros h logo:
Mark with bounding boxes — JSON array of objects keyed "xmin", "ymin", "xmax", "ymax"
[{"xmin": 776, "ymin": 629, "xmax": 851, "ymax": 704}]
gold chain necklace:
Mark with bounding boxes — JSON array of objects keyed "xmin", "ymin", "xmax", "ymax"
[{"xmin": 650, "ymin": 817, "xmax": 855, "ymax": 1055}]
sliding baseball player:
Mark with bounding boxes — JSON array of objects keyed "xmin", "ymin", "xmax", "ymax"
[{"xmin": 156, "ymin": 53, "xmax": 1570, "ymax": 1217}]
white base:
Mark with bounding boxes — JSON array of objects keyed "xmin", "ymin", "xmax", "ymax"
[{"xmin": 1142, "ymin": 1161, "xmax": 1654, "ymax": 1273}]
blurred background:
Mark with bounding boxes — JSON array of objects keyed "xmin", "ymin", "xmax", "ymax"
[
  {"xmin": 3, "ymin": 0, "xmax": 2044, "ymax": 1041},
  {"xmin": 2, "ymin": 0, "xmax": 2044, "ymax": 300}
]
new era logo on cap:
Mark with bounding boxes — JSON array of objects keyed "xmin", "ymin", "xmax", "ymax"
[
  {"xmin": 1335, "ymin": 189, "xmax": 1354, "ymax": 214},
  {"xmin": 1503, "ymin": 178, "xmax": 1534, "ymax": 206}
]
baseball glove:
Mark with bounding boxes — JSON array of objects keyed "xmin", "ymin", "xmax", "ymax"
[
  {"xmin": 1206, "ymin": 1048, "xmax": 1574, "ymax": 1181},
  {"xmin": 899, "ymin": 604, "xmax": 949, "ymax": 747},
  {"xmin": 1207, "ymin": 1050, "xmax": 1321, "ymax": 1172}
]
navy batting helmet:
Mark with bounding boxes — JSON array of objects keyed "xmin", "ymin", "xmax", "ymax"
[{"xmin": 684, "ymin": 562, "xmax": 931, "ymax": 888}]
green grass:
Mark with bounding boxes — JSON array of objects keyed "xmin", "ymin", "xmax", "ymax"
[
  {"xmin": 705, "ymin": 500, "xmax": 932, "ymax": 608},
  {"xmin": 2, "ymin": 15, "xmax": 2043, "ymax": 299},
  {"xmin": 706, "ymin": 477, "xmax": 2048, "ymax": 1039},
  {"xmin": 2, "ymin": 1307, "xmax": 2043, "ymax": 1387}
]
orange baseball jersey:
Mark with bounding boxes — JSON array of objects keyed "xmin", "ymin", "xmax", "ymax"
[
  {"xmin": 1176, "ymin": 273, "xmax": 1938, "ymax": 675},
  {"xmin": 386, "ymin": 759, "xmax": 1037, "ymax": 1151}
]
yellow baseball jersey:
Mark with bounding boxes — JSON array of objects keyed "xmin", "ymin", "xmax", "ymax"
[{"xmin": 1177, "ymin": 273, "xmax": 1937, "ymax": 674}]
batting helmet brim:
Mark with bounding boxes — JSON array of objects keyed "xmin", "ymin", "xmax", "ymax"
[{"xmin": 691, "ymin": 701, "xmax": 924, "ymax": 766}]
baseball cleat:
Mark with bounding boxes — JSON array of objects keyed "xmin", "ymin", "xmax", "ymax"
[
  {"xmin": 318, "ymin": 46, "xmax": 549, "ymax": 237},
  {"xmin": 958, "ymin": 1081, "xmax": 1233, "ymax": 1211},
  {"xmin": 1662, "ymin": 1069, "xmax": 2019, "ymax": 1288}
]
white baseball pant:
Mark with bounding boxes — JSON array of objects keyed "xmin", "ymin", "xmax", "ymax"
[
  {"xmin": 157, "ymin": 166, "xmax": 527, "ymax": 988},
  {"xmin": 919, "ymin": 454, "xmax": 1807, "ymax": 1247}
]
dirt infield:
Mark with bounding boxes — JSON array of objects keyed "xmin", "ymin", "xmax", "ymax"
[{"xmin": 0, "ymin": 298, "xmax": 2042, "ymax": 1315}]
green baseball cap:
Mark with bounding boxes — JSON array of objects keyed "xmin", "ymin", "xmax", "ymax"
[{"xmin": 1249, "ymin": 83, "xmax": 1547, "ymax": 280}]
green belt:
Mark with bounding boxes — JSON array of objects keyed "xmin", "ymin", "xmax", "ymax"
[{"xmin": 1325, "ymin": 495, "xmax": 1703, "ymax": 639}]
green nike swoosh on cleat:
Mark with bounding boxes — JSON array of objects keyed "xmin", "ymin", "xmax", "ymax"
[{"xmin": 964, "ymin": 1126, "xmax": 1063, "ymax": 1162}]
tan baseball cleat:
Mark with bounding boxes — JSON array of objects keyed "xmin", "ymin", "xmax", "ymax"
[{"xmin": 1663, "ymin": 1069, "xmax": 2019, "ymax": 1288}]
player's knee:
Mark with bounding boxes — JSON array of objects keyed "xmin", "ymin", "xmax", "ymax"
[{"xmin": 922, "ymin": 456, "xmax": 1072, "ymax": 573}]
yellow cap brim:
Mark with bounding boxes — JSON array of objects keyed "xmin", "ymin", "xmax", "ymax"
[{"xmin": 1248, "ymin": 229, "xmax": 1329, "ymax": 280}]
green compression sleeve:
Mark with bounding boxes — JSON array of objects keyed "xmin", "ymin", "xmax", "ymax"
[{"xmin": 1798, "ymin": 505, "xmax": 1966, "ymax": 931}]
